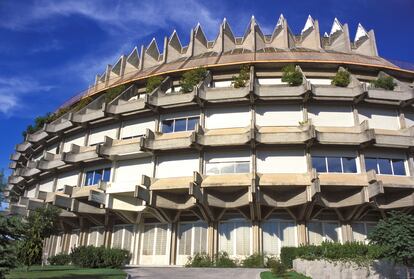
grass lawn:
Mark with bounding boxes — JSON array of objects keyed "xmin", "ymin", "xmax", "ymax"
[
  {"xmin": 260, "ymin": 271, "xmax": 311, "ymax": 279},
  {"xmin": 7, "ymin": 265, "xmax": 127, "ymax": 279}
]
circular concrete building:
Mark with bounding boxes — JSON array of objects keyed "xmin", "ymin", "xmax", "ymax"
[{"xmin": 6, "ymin": 15, "xmax": 414, "ymax": 265}]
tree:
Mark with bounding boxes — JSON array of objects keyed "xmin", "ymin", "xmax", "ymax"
[
  {"xmin": 371, "ymin": 76, "xmax": 396, "ymax": 90},
  {"xmin": 231, "ymin": 65, "xmax": 250, "ymax": 88},
  {"xmin": 331, "ymin": 69, "xmax": 351, "ymax": 87},
  {"xmin": 0, "ymin": 215, "xmax": 25, "ymax": 279},
  {"xmin": 0, "ymin": 170, "xmax": 6, "ymax": 205},
  {"xmin": 368, "ymin": 211, "xmax": 414, "ymax": 266},
  {"xmin": 18, "ymin": 206, "xmax": 60, "ymax": 269},
  {"xmin": 281, "ymin": 65, "xmax": 303, "ymax": 86},
  {"xmin": 179, "ymin": 67, "xmax": 207, "ymax": 93}
]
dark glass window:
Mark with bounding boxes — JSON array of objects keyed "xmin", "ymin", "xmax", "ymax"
[
  {"xmin": 342, "ymin": 157, "xmax": 357, "ymax": 173},
  {"xmin": 85, "ymin": 168, "xmax": 111, "ymax": 186},
  {"xmin": 235, "ymin": 162, "xmax": 250, "ymax": 173},
  {"xmin": 187, "ymin": 117, "xmax": 199, "ymax": 131},
  {"xmin": 312, "ymin": 156, "xmax": 327, "ymax": 172},
  {"xmin": 365, "ymin": 158, "xmax": 377, "ymax": 172},
  {"xmin": 378, "ymin": 158, "xmax": 392, "ymax": 175},
  {"xmin": 391, "ymin": 159, "xmax": 406, "ymax": 175},
  {"xmin": 174, "ymin": 119, "xmax": 186, "ymax": 132},
  {"xmin": 327, "ymin": 157, "xmax": 342, "ymax": 173},
  {"xmin": 161, "ymin": 120, "xmax": 174, "ymax": 133}
]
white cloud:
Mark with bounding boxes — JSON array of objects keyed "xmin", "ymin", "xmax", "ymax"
[{"xmin": 0, "ymin": 77, "xmax": 54, "ymax": 116}]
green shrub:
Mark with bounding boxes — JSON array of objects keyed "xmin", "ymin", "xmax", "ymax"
[
  {"xmin": 281, "ymin": 65, "xmax": 303, "ymax": 86},
  {"xmin": 179, "ymin": 67, "xmax": 207, "ymax": 93},
  {"xmin": 70, "ymin": 246, "xmax": 130, "ymax": 268},
  {"xmin": 241, "ymin": 253, "xmax": 265, "ymax": 268},
  {"xmin": 268, "ymin": 257, "xmax": 286, "ymax": 277},
  {"xmin": 280, "ymin": 247, "xmax": 299, "ymax": 268},
  {"xmin": 146, "ymin": 76, "xmax": 164, "ymax": 93},
  {"xmin": 331, "ymin": 69, "xmax": 351, "ymax": 87},
  {"xmin": 232, "ymin": 65, "xmax": 250, "ymax": 88},
  {"xmin": 368, "ymin": 211, "xmax": 414, "ymax": 265},
  {"xmin": 48, "ymin": 253, "xmax": 71, "ymax": 265},
  {"xmin": 104, "ymin": 84, "xmax": 127, "ymax": 103},
  {"xmin": 371, "ymin": 76, "xmax": 396, "ymax": 90},
  {"xmin": 215, "ymin": 251, "xmax": 237, "ymax": 267},
  {"xmin": 185, "ymin": 252, "xmax": 213, "ymax": 267}
]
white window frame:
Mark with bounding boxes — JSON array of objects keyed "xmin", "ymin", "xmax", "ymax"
[
  {"xmin": 87, "ymin": 226, "xmax": 104, "ymax": 247},
  {"xmin": 312, "ymin": 155, "xmax": 359, "ymax": 174},
  {"xmin": 205, "ymin": 160, "xmax": 250, "ymax": 175},
  {"xmin": 111, "ymin": 224, "xmax": 134, "ymax": 251},
  {"xmin": 177, "ymin": 221, "xmax": 208, "ymax": 256},
  {"xmin": 160, "ymin": 115, "xmax": 200, "ymax": 133},
  {"xmin": 364, "ymin": 156, "xmax": 407, "ymax": 176},
  {"xmin": 83, "ymin": 167, "xmax": 111, "ymax": 186}
]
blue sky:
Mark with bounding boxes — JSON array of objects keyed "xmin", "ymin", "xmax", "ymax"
[{"xmin": 0, "ymin": 0, "xmax": 413, "ymax": 176}]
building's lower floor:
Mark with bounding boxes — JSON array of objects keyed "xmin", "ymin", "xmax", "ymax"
[{"xmin": 43, "ymin": 209, "xmax": 385, "ymax": 266}]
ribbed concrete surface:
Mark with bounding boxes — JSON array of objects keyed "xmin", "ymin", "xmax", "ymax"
[{"xmin": 124, "ymin": 267, "xmax": 267, "ymax": 279}]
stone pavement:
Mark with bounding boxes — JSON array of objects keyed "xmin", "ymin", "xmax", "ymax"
[{"xmin": 124, "ymin": 267, "xmax": 267, "ymax": 279}]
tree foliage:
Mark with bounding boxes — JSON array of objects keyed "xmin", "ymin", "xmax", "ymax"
[
  {"xmin": 179, "ymin": 67, "xmax": 207, "ymax": 93},
  {"xmin": 18, "ymin": 206, "xmax": 60, "ymax": 269},
  {"xmin": 145, "ymin": 76, "xmax": 164, "ymax": 93},
  {"xmin": 368, "ymin": 211, "xmax": 414, "ymax": 265},
  {"xmin": 104, "ymin": 84, "xmax": 127, "ymax": 103},
  {"xmin": 371, "ymin": 76, "xmax": 397, "ymax": 91},
  {"xmin": 231, "ymin": 65, "xmax": 250, "ymax": 88},
  {"xmin": 281, "ymin": 65, "xmax": 303, "ymax": 86},
  {"xmin": 0, "ymin": 215, "xmax": 25, "ymax": 279},
  {"xmin": 331, "ymin": 69, "xmax": 351, "ymax": 87}
]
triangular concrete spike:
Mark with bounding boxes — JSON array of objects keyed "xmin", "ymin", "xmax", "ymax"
[
  {"xmin": 111, "ymin": 55, "xmax": 124, "ymax": 75},
  {"xmin": 126, "ymin": 47, "xmax": 140, "ymax": 67},
  {"xmin": 276, "ymin": 14, "xmax": 285, "ymax": 28},
  {"xmin": 354, "ymin": 23, "xmax": 368, "ymax": 42},
  {"xmin": 302, "ymin": 15, "xmax": 315, "ymax": 34},
  {"xmin": 222, "ymin": 18, "xmax": 235, "ymax": 41},
  {"xmin": 330, "ymin": 18, "xmax": 343, "ymax": 35},
  {"xmin": 169, "ymin": 30, "xmax": 183, "ymax": 51},
  {"xmin": 194, "ymin": 23, "xmax": 208, "ymax": 45},
  {"xmin": 146, "ymin": 38, "xmax": 160, "ymax": 59}
]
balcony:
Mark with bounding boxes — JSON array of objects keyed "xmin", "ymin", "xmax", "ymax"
[
  {"xmin": 106, "ymin": 85, "xmax": 147, "ymax": 115},
  {"xmin": 141, "ymin": 129, "xmax": 196, "ymax": 151},
  {"xmin": 256, "ymin": 123, "xmax": 315, "ymax": 145},
  {"xmin": 98, "ymin": 136, "xmax": 150, "ymax": 160},
  {"xmin": 63, "ymin": 144, "xmax": 100, "ymax": 163},
  {"xmin": 71, "ymin": 95, "xmax": 106, "ymax": 124},
  {"xmin": 315, "ymin": 121, "xmax": 374, "ymax": 145},
  {"xmin": 36, "ymin": 152, "xmax": 66, "ymax": 170},
  {"xmin": 373, "ymin": 127, "xmax": 414, "ymax": 148},
  {"xmin": 197, "ymin": 126, "xmax": 252, "ymax": 147},
  {"xmin": 45, "ymin": 112, "xmax": 74, "ymax": 134},
  {"xmin": 27, "ymin": 129, "xmax": 49, "ymax": 143},
  {"xmin": 16, "ymin": 141, "xmax": 32, "ymax": 153}
]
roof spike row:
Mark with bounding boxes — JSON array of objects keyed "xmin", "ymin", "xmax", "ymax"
[{"xmin": 87, "ymin": 15, "xmax": 380, "ymax": 89}]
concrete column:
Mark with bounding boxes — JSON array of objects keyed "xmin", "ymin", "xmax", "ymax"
[
  {"xmin": 169, "ymin": 222, "xmax": 178, "ymax": 265},
  {"xmin": 104, "ymin": 214, "xmax": 114, "ymax": 248},
  {"xmin": 398, "ymin": 109, "xmax": 406, "ymax": 129},
  {"xmin": 302, "ymin": 103, "xmax": 308, "ymax": 122},
  {"xmin": 252, "ymin": 221, "xmax": 260, "ymax": 254},
  {"xmin": 407, "ymin": 154, "xmax": 414, "ymax": 176},
  {"xmin": 208, "ymin": 222, "xmax": 217, "ymax": 257},
  {"xmin": 340, "ymin": 222, "xmax": 352, "ymax": 243},
  {"xmin": 358, "ymin": 150, "xmax": 366, "ymax": 173},
  {"xmin": 352, "ymin": 105, "xmax": 360, "ymax": 126},
  {"xmin": 297, "ymin": 221, "xmax": 307, "ymax": 245},
  {"xmin": 115, "ymin": 121, "xmax": 122, "ymax": 139},
  {"xmin": 80, "ymin": 218, "xmax": 90, "ymax": 246}
]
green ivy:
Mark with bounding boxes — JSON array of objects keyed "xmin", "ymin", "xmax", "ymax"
[
  {"xmin": 281, "ymin": 65, "xmax": 303, "ymax": 86},
  {"xmin": 371, "ymin": 76, "xmax": 396, "ymax": 90},
  {"xmin": 145, "ymin": 76, "xmax": 164, "ymax": 93},
  {"xmin": 179, "ymin": 67, "xmax": 207, "ymax": 93},
  {"xmin": 232, "ymin": 65, "xmax": 250, "ymax": 88},
  {"xmin": 331, "ymin": 69, "xmax": 351, "ymax": 87}
]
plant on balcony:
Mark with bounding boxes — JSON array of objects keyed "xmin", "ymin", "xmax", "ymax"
[
  {"xmin": 179, "ymin": 67, "xmax": 207, "ymax": 93},
  {"xmin": 371, "ymin": 76, "xmax": 396, "ymax": 90},
  {"xmin": 145, "ymin": 76, "xmax": 163, "ymax": 93},
  {"xmin": 232, "ymin": 64, "xmax": 250, "ymax": 88},
  {"xmin": 281, "ymin": 65, "xmax": 303, "ymax": 86},
  {"xmin": 104, "ymin": 84, "xmax": 127, "ymax": 103},
  {"xmin": 331, "ymin": 69, "xmax": 351, "ymax": 87}
]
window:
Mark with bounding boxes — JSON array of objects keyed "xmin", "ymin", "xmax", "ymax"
[
  {"xmin": 161, "ymin": 116, "xmax": 199, "ymax": 133},
  {"xmin": 365, "ymin": 157, "xmax": 406, "ymax": 175},
  {"xmin": 262, "ymin": 220, "xmax": 297, "ymax": 255},
  {"xmin": 206, "ymin": 161, "xmax": 250, "ymax": 175},
  {"xmin": 351, "ymin": 222, "xmax": 377, "ymax": 242},
  {"xmin": 142, "ymin": 224, "xmax": 168, "ymax": 256},
  {"xmin": 219, "ymin": 220, "xmax": 251, "ymax": 256},
  {"xmin": 111, "ymin": 225, "xmax": 134, "ymax": 252},
  {"xmin": 308, "ymin": 221, "xmax": 341, "ymax": 245},
  {"xmin": 312, "ymin": 156, "xmax": 357, "ymax": 173},
  {"xmin": 177, "ymin": 222, "xmax": 208, "ymax": 256},
  {"xmin": 85, "ymin": 168, "xmax": 111, "ymax": 186}
]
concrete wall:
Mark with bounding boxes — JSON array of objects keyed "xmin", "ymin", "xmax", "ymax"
[
  {"xmin": 156, "ymin": 153, "xmax": 199, "ymax": 178},
  {"xmin": 308, "ymin": 104, "xmax": 354, "ymax": 127},
  {"xmin": 88, "ymin": 124, "xmax": 118, "ymax": 145},
  {"xmin": 63, "ymin": 133, "xmax": 85, "ymax": 152},
  {"xmin": 293, "ymin": 259, "xmax": 413, "ymax": 279},
  {"xmin": 256, "ymin": 104, "xmax": 303, "ymax": 126},
  {"xmin": 113, "ymin": 158, "xmax": 153, "ymax": 185},
  {"xmin": 205, "ymin": 106, "xmax": 250, "ymax": 129},
  {"xmin": 359, "ymin": 106, "xmax": 400, "ymax": 130},
  {"xmin": 257, "ymin": 148, "xmax": 307, "ymax": 173},
  {"xmin": 120, "ymin": 117, "xmax": 155, "ymax": 139},
  {"xmin": 39, "ymin": 177, "xmax": 54, "ymax": 192},
  {"xmin": 56, "ymin": 170, "xmax": 79, "ymax": 190}
]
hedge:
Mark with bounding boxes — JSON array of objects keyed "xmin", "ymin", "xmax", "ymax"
[
  {"xmin": 280, "ymin": 242, "xmax": 387, "ymax": 268},
  {"xmin": 70, "ymin": 246, "xmax": 130, "ymax": 268}
]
